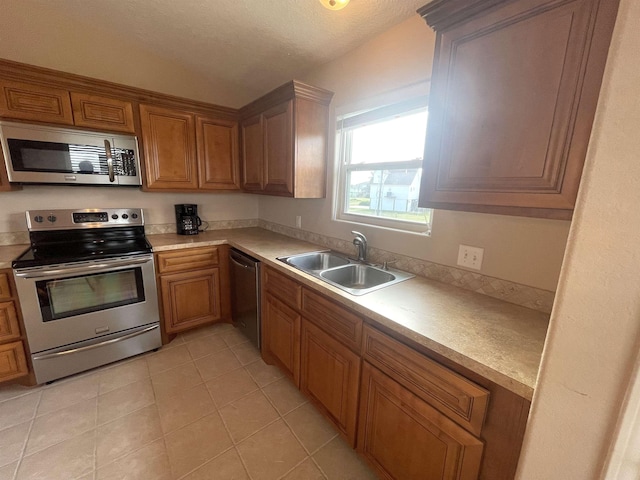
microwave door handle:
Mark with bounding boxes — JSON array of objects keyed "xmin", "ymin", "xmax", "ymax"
[{"xmin": 104, "ymin": 139, "xmax": 115, "ymax": 182}]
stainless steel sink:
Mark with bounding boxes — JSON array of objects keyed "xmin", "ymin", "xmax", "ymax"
[
  {"xmin": 281, "ymin": 251, "xmax": 351, "ymax": 271},
  {"xmin": 277, "ymin": 251, "xmax": 413, "ymax": 295}
]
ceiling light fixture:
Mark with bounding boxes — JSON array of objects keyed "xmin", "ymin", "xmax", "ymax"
[{"xmin": 319, "ymin": 0, "xmax": 350, "ymax": 10}]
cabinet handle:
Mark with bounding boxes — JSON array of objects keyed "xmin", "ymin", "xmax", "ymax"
[{"xmin": 104, "ymin": 139, "xmax": 115, "ymax": 182}]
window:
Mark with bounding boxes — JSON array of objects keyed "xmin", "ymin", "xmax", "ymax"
[{"xmin": 336, "ymin": 97, "xmax": 432, "ymax": 234}]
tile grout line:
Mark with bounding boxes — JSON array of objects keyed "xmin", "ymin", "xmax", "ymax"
[{"xmin": 12, "ymin": 390, "xmax": 43, "ymax": 480}]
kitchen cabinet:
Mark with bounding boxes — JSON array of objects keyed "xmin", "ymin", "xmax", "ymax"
[
  {"xmin": 156, "ymin": 246, "xmax": 231, "ymax": 335},
  {"xmin": 0, "ymin": 270, "xmax": 29, "ymax": 383},
  {"xmin": 0, "ymin": 79, "xmax": 136, "ymax": 133},
  {"xmin": 417, "ymin": 0, "xmax": 620, "ymax": 219},
  {"xmin": 140, "ymin": 104, "xmax": 240, "ymax": 192},
  {"xmin": 240, "ymin": 80, "xmax": 333, "ymax": 198},
  {"xmin": 358, "ymin": 362, "xmax": 484, "ymax": 480}
]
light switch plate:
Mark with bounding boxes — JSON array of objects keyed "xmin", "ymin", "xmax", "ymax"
[
  {"xmin": 457, "ymin": 244, "xmax": 484, "ymax": 270},
  {"xmin": 295, "ymin": 215, "xmax": 302, "ymax": 229}
]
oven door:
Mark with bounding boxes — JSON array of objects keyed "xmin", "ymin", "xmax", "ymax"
[{"xmin": 13, "ymin": 254, "xmax": 159, "ymax": 354}]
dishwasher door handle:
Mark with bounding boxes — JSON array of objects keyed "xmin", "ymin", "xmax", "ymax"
[{"xmin": 229, "ymin": 254, "xmax": 255, "ymax": 270}]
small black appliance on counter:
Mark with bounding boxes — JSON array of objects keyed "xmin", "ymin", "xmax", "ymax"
[{"xmin": 175, "ymin": 204, "xmax": 202, "ymax": 235}]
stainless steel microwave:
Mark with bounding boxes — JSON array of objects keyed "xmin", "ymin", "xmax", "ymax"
[{"xmin": 0, "ymin": 121, "xmax": 142, "ymax": 186}]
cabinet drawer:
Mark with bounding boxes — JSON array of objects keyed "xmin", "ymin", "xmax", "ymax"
[
  {"xmin": 0, "ymin": 79, "xmax": 73, "ymax": 125},
  {"xmin": 0, "ymin": 301, "xmax": 20, "ymax": 342},
  {"xmin": 362, "ymin": 325, "xmax": 489, "ymax": 436},
  {"xmin": 302, "ymin": 289, "xmax": 362, "ymax": 353},
  {"xmin": 0, "ymin": 273, "xmax": 11, "ymax": 300},
  {"xmin": 263, "ymin": 266, "xmax": 301, "ymax": 309},
  {"xmin": 0, "ymin": 341, "xmax": 28, "ymax": 382},
  {"xmin": 71, "ymin": 92, "xmax": 135, "ymax": 133},
  {"xmin": 157, "ymin": 247, "xmax": 219, "ymax": 274}
]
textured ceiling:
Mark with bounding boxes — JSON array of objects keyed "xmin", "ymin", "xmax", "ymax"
[{"xmin": 20, "ymin": 0, "xmax": 428, "ymax": 101}]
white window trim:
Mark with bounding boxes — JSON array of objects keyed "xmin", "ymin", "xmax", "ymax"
[{"xmin": 333, "ymin": 96, "xmax": 432, "ymax": 236}]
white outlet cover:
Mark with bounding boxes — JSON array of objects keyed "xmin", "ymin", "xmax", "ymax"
[{"xmin": 457, "ymin": 244, "xmax": 484, "ymax": 270}]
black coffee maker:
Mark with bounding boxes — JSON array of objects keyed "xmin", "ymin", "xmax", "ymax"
[{"xmin": 175, "ymin": 204, "xmax": 202, "ymax": 235}]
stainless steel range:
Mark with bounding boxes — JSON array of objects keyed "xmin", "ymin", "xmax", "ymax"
[{"xmin": 12, "ymin": 208, "xmax": 161, "ymax": 384}]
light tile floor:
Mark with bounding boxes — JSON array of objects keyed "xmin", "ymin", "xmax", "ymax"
[{"xmin": 0, "ymin": 323, "xmax": 378, "ymax": 480}]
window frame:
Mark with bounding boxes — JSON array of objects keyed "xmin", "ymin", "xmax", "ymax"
[{"xmin": 334, "ymin": 96, "xmax": 432, "ymax": 235}]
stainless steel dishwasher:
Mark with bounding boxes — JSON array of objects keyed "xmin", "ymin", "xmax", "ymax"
[{"xmin": 229, "ymin": 248, "xmax": 261, "ymax": 349}]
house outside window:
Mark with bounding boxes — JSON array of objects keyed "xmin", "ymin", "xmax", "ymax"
[{"xmin": 335, "ymin": 97, "xmax": 432, "ymax": 234}]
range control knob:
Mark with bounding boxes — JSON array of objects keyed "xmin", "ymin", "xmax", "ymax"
[
  {"xmin": 47, "ymin": 215, "xmax": 57, "ymax": 223},
  {"xmin": 121, "ymin": 213, "xmax": 129, "ymax": 220},
  {"xmin": 111, "ymin": 214, "xmax": 119, "ymax": 220},
  {"xmin": 131, "ymin": 213, "xmax": 138, "ymax": 219},
  {"xmin": 34, "ymin": 215, "xmax": 44, "ymax": 223}
]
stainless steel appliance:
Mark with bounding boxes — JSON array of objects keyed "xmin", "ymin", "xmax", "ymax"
[
  {"xmin": 229, "ymin": 248, "xmax": 260, "ymax": 349},
  {"xmin": 12, "ymin": 208, "xmax": 161, "ymax": 383},
  {"xmin": 175, "ymin": 204, "xmax": 202, "ymax": 235},
  {"xmin": 0, "ymin": 121, "xmax": 141, "ymax": 186}
]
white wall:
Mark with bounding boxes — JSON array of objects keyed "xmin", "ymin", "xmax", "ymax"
[
  {"xmin": 258, "ymin": 15, "xmax": 571, "ymax": 292},
  {"xmin": 516, "ymin": 0, "xmax": 640, "ymax": 476}
]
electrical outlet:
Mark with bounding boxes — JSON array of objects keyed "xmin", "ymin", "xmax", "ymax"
[
  {"xmin": 295, "ymin": 215, "xmax": 302, "ymax": 229},
  {"xmin": 457, "ymin": 244, "xmax": 484, "ymax": 270}
]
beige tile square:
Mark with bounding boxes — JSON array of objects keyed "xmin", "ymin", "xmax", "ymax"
[
  {"xmin": 151, "ymin": 362, "xmax": 203, "ymax": 399},
  {"xmin": 96, "ymin": 404, "xmax": 163, "ymax": 467},
  {"xmin": 245, "ymin": 359, "xmax": 285, "ymax": 387},
  {"xmin": 156, "ymin": 383, "xmax": 216, "ymax": 434},
  {"xmin": 313, "ymin": 437, "xmax": 377, "ymax": 480},
  {"xmin": 219, "ymin": 390, "xmax": 279, "ymax": 443},
  {"xmin": 26, "ymin": 397, "xmax": 97, "ymax": 455},
  {"xmin": 16, "ymin": 430, "xmax": 95, "ymax": 480},
  {"xmin": 285, "ymin": 403, "xmax": 338, "ymax": 454},
  {"xmin": 262, "ymin": 377, "xmax": 308, "ymax": 415},
  {"xmin": 230, "ymin": 342, "xmax": 261, "ymax": 366},
  {"xmin": 0, "ymin": 421, "xmax": 30, "ymax": 468},
  {"xmin": 205, "ymin": 368, "xmax": 259, "ymax": 408},
  {"xmin": 146, "ymin": 344, "xmax": 192, "ymax": 375},
  {"xmin": 38, "ymin": 374, "xmax": 99, "ymax": 416},
  {"xmin": 182, "ymin": 448, "xmax": 249, "ymax": 480},
  {"xmin": 0, "ymin": 462, "xmax": 17, "ymax": 480},
  {"xmin": 222, "ymin": 328, "xmax": 250, "ymax": 348},
  {"xmin": 237, "ymin": 419, "xmax": 307, "ymax": 480},
  {"xmin": 165, "ymin": 412, "xmax": 232, "ymax": 479},
  {"xmin": 99, "ymin": 358, "xmax": 149, "ymax": 394},
  {"xmin": 185, "ymin": 334, "xmax": 228, "ymax": 360},
  {"xmin": 177, "ymin": 323, "xmax": 222, "ymax": 343},
  {"xmin": 0, "ymin": 383, "xmax": 40, "ymax": 403},
  {"xmin": 195, "ymin": 349, "xmax": 241, "ymax": 381},
  {"xmin": 97, "ymin": 378, "xmax": 155, "ymax": 425},
  {"xmin": 0, "ymin": 392, "xmax": 41, "ymax": 430},
  {"xmin": 96, "ymin": 439, "xmax": 170, "ymax": 480},
  {"xmin": 282, "ymin": 458, "xmax": 326, "ymax": 479}
]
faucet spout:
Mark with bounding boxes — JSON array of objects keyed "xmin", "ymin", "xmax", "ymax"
[{"xmin": 351, "ymin": 231, "xmax": 368, "ymax": 262}]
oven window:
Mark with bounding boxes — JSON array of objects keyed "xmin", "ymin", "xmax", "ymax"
[{"xmin": 36, "ymin": 268, "xmax": 145, "ymax": 321}]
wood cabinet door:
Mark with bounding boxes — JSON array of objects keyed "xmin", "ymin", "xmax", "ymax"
[
  {"xmin": 0, "ymin": 79, "xmax": 73, "ymax": 125},
  {"xmin": 418, "ymin": 0, "xmax": 619, "ymax": 219},
  {"xmin": 160, "ymin": 268, "xmax": 222, "ymax": 333},
  {"xmin": 0, "ymin": 341, "xmax": 28, "ymax": 383},
  {"xmin": 196, "ymin": 115, "xmax": 240, "ymax": 190},
  {"xmin": 71, "ymin": 92, "xmax": 135, "ymax": 133},
  {"xmin": 0, "ymin": 301, "xmax": 20, "ymax": 343},
  {"xmin": 358, "ymin": 363, "xmax": 484, "ymax": 480},
  {"xmin": 300, "ymin": 319, "xmax": 361, "ymax": 446},
  {"xmin": 263, "ymin": 100, "xmax": 294, "ymax": 196},
  {"xmin": 240, "ymin": 114, "xmax": 264, "ymax": 191},
  {"xmin": 140, "ymin": 104, "xmax": 198, "ymax": 190},
  {"xmin": 262, "ymin": 293, "xmax": 300, "ymax": 386}
]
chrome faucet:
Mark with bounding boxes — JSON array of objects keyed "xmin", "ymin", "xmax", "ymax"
[{"xmin": 351, "ymin": 231, "xmax": 368, "ymax": 263}]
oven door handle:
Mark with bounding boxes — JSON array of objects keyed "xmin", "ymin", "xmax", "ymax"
[
  {"xmin": 14, "ymin": 256, "xmax": 152, "ymax": 279},
  {"xmin": 32, "ymin": 324, "xmax": 159, "ymax": 361}
]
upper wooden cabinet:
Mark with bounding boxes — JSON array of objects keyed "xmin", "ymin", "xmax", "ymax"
[
  {"xmin": 240, "ymin": 80, "xmax": 334, "ymax": 198},
  {"xmin": 140, "ymin": 104, "xmax": 240, "ymax": 192},
  {"xmin": 0, "ymin": 79, "xmax": 136, "ymax": 133},
  {"xmin": 417, "ymin": 0, "xmax": 620, "ymax": 219}
]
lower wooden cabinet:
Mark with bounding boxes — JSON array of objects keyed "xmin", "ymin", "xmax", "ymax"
[
  {"xmin": 0, "ymin": 270, "xmax": 30, "ymax": 384},
  {"xmin": 0, "ymin": 341, "xmax": 28, "ymax": 382},
  {"xmin": 262, "ymin": 292, "xmax": 301, "ymax": 386},
  {"xmin": 156, "ymin": 246, "xmax": 231, "ymax": 336},
  {"xmin": 300, "ymin": 319, "xmax": 361, "ymax": 446},
  {"xmin": 358, "ymin": 362, "xmax": 484, "ymax": 480}
]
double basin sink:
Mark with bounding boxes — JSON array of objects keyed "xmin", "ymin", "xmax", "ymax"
[{"xmin": 277, "ymin": 251, "xmax": 414, "ymax": 296}]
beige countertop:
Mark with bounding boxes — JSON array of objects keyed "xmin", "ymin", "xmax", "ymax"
[
  {"xmin": 0, "ymin": 244, "xmax": 29, "ymax": 269},
  {"xmin": 149, "ymin": 228, "xmax": 550, "ymax": 400}
]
